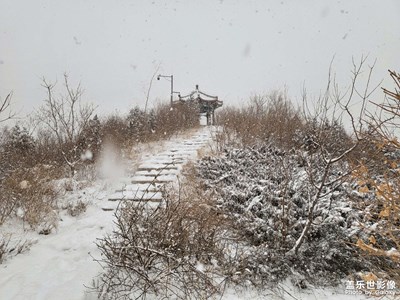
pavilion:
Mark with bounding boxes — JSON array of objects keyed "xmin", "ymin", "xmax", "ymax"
[{"xmin": 176, "ymin": 85, "xmax": 223, "ymax": 125}]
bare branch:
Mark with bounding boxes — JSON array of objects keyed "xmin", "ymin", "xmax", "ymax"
[
  {"xmin": 145, "ymin": 63, "xmax": 161, "ymax": 113},
  {"xmin": 0, "ymin": 92, "xmax": 16, "ymax": 123},
  {"xmin": 36, "ymin": 74, "xmax": 96, "ymax": 176}
]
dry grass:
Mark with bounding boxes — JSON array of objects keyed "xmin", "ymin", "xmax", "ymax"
[
  {"xmin": 216, "ymin": 92, "xmax": 303, "ymax": 150},
  {"xmin": 94, "ymin": 167, "xmax": 232, "ymax": 299},
  {"xmin": 151, "ymin": 101, "xmax": 200, "ymax": 139},
  {"xmin": 0, "ymin": 235, "xmax": 34, "ymax": 264},
  {"xmin": 215, "ymin": 91, "xmax": 357, "ymax": 161},
  {"xmin": 0, "ymin": 98, "xmax": 201, "ymax": 227},
  {"xmin": 0, "ymin": 165, "xmax": 59, "ymax": 230}
]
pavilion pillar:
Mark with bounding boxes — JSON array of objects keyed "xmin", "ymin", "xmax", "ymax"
[{"xmin": 206, "ymin": 112, "xmax": 211, "ymax": 125}]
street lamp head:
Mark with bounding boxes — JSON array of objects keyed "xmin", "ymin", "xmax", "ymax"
[{"xmin": 157, "ymin": 75, "xmax": 160, "ymax": 80}]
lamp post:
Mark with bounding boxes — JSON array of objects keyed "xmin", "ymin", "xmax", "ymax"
[{"xmin": 157, "ymin": 74, "xmax": 176, "ymax": 106}]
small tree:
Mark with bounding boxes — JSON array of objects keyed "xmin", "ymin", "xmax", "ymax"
[
  {"xmin": 6, "ymin": 125, "xmax": 35, "ymax": 152},
  {"xmin": 0, "ymin": 124, "xmax": 36, "ymax": 184},
  {"xmin": 127, "ymin": 106, "xmax": 146, "ymax": 142},
  {"xmin": 36, "ymin": 74, "xmax": 95, "ymax": 176}
]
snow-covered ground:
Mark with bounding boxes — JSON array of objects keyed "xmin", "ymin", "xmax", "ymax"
[
  {"xmin": 0, "ymin": 126, "xmax": 369, "ymax": 300},
  {"xmin": 0, "ymin": 127, "xmax": 212, "ymax": 300}
]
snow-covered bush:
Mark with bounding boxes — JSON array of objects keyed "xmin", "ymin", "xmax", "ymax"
[
  {"xmin": 293, "ymin": 118, "xmax": 352, "ymax": 155},
  {"xmin": 4, "ymin": 125, "xmax": 35, "ymax": 155},
  {"xmin": 0, "ymin": 124, "xmax": 36, "ymax": 177},
  {"xmin": 127, "ymin": 106, "xmax": 147, "ymax": 142},
  {"xmin": 77, "ymin": 114, "xmax": 102, "ymax": 162},
  {"xmin": 195, "ymin": 144, "xmax": 396, "ymax": 286}
]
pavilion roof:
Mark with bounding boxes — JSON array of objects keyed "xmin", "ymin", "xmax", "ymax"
[{"xmin": 178, "ymin": 85, "xmax": 223, "ymax": 110}]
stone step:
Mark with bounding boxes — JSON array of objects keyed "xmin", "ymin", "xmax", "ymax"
[
  {"xmin": 167, "ymin": 150, "xmax": 197, "ymax": 156},
  {"xmin": 131, "ymin": 174, "xmax": 176, "ymax": 181},
  {"xmin": 115, "ymin": 188, "xmax": 160, "ymax": 194},
  {"xmin": 131, "ymin": 179, "xmax": 173, "ymax": 184},
  {"xmin": 157, "ymin": 152, "xmax": 191, "ymax": 157},
  {"xmin": 109, "ymin": 191, "xmax": 163, "ymax": 202},
  {"xmin": 101, "ymin": 207, "xmax": 114, "ymax": 211},
  {"xmin": 135, "ymin": 169, "xmax": 179, "ymax": 176},
  {"xmin": 141, "ymin": 159, "xmax": 184, "ymax": 164},
  {"xmin": 122, "ymin": 183, "xmax": 164, "ymax": 191},
  {"xmin": 137, "ymin": 165, "xmax": 179, "ymax": 171}
]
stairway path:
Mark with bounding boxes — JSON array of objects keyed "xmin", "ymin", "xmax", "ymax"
[{"xmin": 105, "ymin": 127, "xmax": 211, "ymax": 205}]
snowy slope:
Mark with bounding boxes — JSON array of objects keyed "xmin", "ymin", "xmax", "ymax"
[{"xmin": 0, "ymin": 127, "xmax": 212, "ymax": 300}]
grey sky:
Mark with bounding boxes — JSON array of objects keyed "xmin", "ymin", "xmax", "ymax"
[{"xmin": 1, "ymin": 0, "xmax": 399, "ymax": 117}]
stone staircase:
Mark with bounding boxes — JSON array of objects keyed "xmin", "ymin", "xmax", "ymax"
[{"xmin": 107, "ymin": 128, "xmax": 211, "ymax": 204}]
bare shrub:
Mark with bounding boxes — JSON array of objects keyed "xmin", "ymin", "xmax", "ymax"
[
  {"xmin": 0, "ymin": 235, "xmax": 35, "ymax": 264},
  {"xmin": 74, "ymin": 163, "xmax": 98, "ymax": 183},
  {"xmin": 36, "ymin": 73, "xmax": 96, "ymax": 176},
  {"xmin": 152, "ymin": 101, "xmax": 200, "ymax": 138},
  {"xmin": 65, "ymin": 200, "xmax": 88, "ymax": 217},
  {"xmin": 0, "ymin": 235, "xmax": 10, "ymax": 264},
  {"xmin": 100, "ymin": 102, "xmax": 200, "ymax": 156},
  {"xmin": 0, "ymin": 124, "xmax": 37, "ymax": 224},
  {"xmin": 351, "ymin": 70, "xmax": 400, "ymax": 285},
  {"xmin": 94, "ymin": 99, "xmax": 201, "ymax": 160},
  {"xmin": 33, "ymin": 127, "xmax": 63, "ymax": 167},
  {"xmin": 0, "ymin": 165, "xmax": 59, "ymax": 229},
  {"xmin": 0, "ymin": 191, "xmax": 17, "ymax": 225},
  {"xmin": 101, "ymin": 114, "xmax": 131, "ymax": 150},
  {"xmin": 217, "ymin": 91, "xmax": 303, "ymax": 149},
  {"xmin": 94, "ymin": 182, "xmax": 230, "ymax": 299},
  {"xmin": 293, "ymin": 118, "xmax": 353, "ymax": 155}
]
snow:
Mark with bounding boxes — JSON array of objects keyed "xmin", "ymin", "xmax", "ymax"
[
  {"xmin": 0, "ymin": 127, "xmax": 213, "ymax": 300},
  {"xmin": 0, "ymin": 206, "xmax": 111, "ymax": 300},
  {"xmin": 0, "ymin": 127, "xmax": 373, "ymax": 299},
  {"xmin": 222, "ymin": 281, "xmax": 370, "ymax": 300},
  {"xmin": 246, "ymin": 195, "xmax": 262, "ymax": 211}
]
